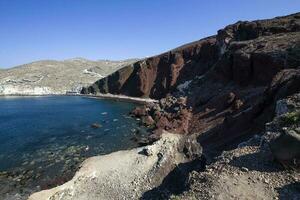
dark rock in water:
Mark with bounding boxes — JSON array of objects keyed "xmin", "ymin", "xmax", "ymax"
[
  {"xmin": 91, "ymin": 123, "xmax": 101, "ymax": 128},
  {"xmin": 130, "ymin": 135, "xmax": 139, "ymax": 142}
]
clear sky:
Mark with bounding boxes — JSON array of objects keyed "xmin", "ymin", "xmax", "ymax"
[{"xmin": 0, "ymin": 0, "xmax": 299, "ymax": 68}]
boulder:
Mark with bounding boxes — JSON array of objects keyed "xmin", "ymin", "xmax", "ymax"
[
  {"xmin": 141, "ymin": 116, "xmax": 155, "ymax": 126},
  {"xmin": 130, "ymin": 106, "xmax": 147, "ymax": 117},
  {"xmin": 269, "ymin": 130, "xmax": 300, "ymax": 167}
]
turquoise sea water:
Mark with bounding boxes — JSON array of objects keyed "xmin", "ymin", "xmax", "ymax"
[{"xmin": 0, "ymin": 96, "xmax": 146, "ymax": 199}]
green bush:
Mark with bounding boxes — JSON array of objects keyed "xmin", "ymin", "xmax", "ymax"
[{"xmin": 281, "ymin": 111, "xmax": 300, "ymax": 125}]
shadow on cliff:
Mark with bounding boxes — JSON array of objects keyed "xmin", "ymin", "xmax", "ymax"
[{"xmin": 141, "ymin": 156, "xmax": 206, "ymax": 200}]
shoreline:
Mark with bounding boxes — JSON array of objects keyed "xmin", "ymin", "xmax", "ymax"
[
  {"xmin": 0, "ymin": 95, "xmax": 152, "ymax": 200},
  {"xmin": 28, "ymin": 132, "xmax": 192, "ymax": 200},
  {"xmin": 85, "ymin": 93, "xmax": 158, "ymax": 104},
  {"xmin": 0, "ymin": 93, "xmax": 158, "ymax": 104}
]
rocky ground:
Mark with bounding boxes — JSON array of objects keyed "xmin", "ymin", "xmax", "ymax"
[
  {"xmin": 0, "ymin": 58, "xmax": 137, "ymax": 95},
  {"xmin": 28, "ymin": 133, "xmax": 204, "ymax": 200},
  {"xmin": 177, "ymin": 137, "xmax": 299, "ymax": 200},
  {"xmin": 148, "ymin": 93, "xmax": 300, "ymax": 200}
]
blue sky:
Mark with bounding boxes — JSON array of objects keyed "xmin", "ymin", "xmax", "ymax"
[{"xmin": 0, "ymin": 0, "xmax": 299, "ymax": 68}]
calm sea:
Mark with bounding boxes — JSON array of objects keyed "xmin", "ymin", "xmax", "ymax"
[{"xmin": 0, "ymin": 96, "xmax": 146, "ymax": 199}]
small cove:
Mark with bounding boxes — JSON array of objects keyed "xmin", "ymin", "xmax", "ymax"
[{"xmin": 0, "ymin": 96, "xmax": 147, "ymax": 199}]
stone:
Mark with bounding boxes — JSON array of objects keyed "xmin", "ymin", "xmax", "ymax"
[
  {"xmin": 180, "ymin": 137, "xmax": 203, "ymax": 160},
  {"xmin": 232, "ymin": 99, "xmax": 244, "ymax": 110},
  {"xmin": 241, "ymin": 167, "xmax": 249, "ymax": 172},
  {"xmin": 269, "ymin": 130, "xmax": 300, "ymax": 165},
  {"xmin": 130, "ymin": 106, "xmax": 147, "ymax": 117},
  {"xmin": 276, "ymin": 100, "xmax": 289, "ymax": 116},
  {"xmin": 141, "ymin": 116, "xmax": 155, "ymax": 126},
  {"xmin": 141, "ymin": 148, "xmax": 153, "ymax": 156},
  {"xmin": 91, "ymin": 123, "xmax": 101, "ymax": 128}
]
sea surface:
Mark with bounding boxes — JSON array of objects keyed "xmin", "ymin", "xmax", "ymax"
[{"xmin": 0, "ymin": 96, "xmax": 147, "ymax": 199}]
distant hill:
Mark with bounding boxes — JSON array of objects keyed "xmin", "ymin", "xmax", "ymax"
[{"xmin": 0, "ymin": 58, "xmax": 138, "ymax": 95}]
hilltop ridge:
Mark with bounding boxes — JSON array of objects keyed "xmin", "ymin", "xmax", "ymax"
[{"xmin": 0, "ymin": 58, "xmax": 138, "ymax": 95}]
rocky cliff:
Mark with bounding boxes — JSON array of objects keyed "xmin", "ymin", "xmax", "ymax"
[
  {"xmin": 82, "ymin": 13, "xmax": 300, "ymax": 100},
  {"xmin": 81, "ymin": 37, "xmax": 219, "ymax": 99},
  {"xmin": 0, "ymin": 58, "xmax": 137, "ymax": 95},
  {"xmin": 84, "ymin": 13, "xmax": 300, "ymax": 148}
]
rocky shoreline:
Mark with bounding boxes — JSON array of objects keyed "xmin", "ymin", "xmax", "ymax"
[
  {"xmin": 0, "ymin": 96, "xmax": 152, "ymax": 200},
  {"xmin": 86, "ymin": 93, "xmax": 158, "ymax": 104},
  {"xmin": 28, "ymin": 132, "xmax": 204, "ymax": 200},
  {"xmin": 0, "ymin": 93, "xmax": 158, "ymax": 105}
]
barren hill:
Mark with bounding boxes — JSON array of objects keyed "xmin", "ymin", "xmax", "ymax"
[{"xmin": 0, "ymin": 58, "xmax": 137, "ymax": 95}]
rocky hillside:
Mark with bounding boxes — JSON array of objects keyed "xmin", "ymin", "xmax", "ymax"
[
  {"xmin": 84, "ymin": 13, "xmax": 300, "ymax": 146},
  {"xmin": 0, "ymin": 58, "xmax": 137, "ymax": 95},
  {"xmin": 82, "ymin": 13, "xmax": 300, "ymax": 99}
]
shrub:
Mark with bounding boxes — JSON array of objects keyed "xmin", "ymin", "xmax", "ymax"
[{"xmin": 281, "ymin": 111, "xmax": 300, "ymax": 126}]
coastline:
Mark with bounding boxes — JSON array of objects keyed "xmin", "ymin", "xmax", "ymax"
[
  {"xmin": 0, "ymin": 93, "xmax": 158, "ymax": 104},
  {"xmin": 85, "ymin": 93, "xmax": 158, "ymax": 104},
  {"xmin": 28, "ymin": 132, "xmax": 193, "ymax": 200},
  {"xmin": 0, "ymin": 95, "xmax": 152, "ymax": 200}
]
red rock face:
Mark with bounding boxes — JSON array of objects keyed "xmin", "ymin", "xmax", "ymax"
[
  {"xmin": 83, "ymin": 12, "xmax": 300, "ymax": 149},
  {"xmin": 82, "ymin": 37, "xmax": 219, "ymax": 99}
]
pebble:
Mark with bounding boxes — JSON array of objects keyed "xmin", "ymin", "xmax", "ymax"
[
  {"xmin": 91, "ymin": 123, "xmax": 101, "ymax": 128},
  {"xmin": 263, "ymin": 178, "xmax": 269, "ymax": 184},
  {"xmin": 241, "ymin": 167, "xmax": 249, "ymax": 172},
  {"xmin": 142, "ymin": 148, "xmax": 153, "ymax": 156},
  {"xmin": 206, "ymin": 168, "xmax": 213, "ymax": 172}
]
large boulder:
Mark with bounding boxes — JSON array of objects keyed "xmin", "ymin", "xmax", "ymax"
[{"xmin": 269, "ymin": 129, "xmax": 300, "ymax": 166}]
